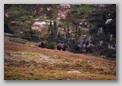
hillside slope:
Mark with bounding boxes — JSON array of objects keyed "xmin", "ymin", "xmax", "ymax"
[{"xmin": 4, "ymin": 37, "xmax": 116, "ymax": 80}]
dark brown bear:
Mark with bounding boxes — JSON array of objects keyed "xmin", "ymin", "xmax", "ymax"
[
  {"xmin": 38, "ymin": 42, "xmax": 45, "ymax": 48},
  {"xmin": 56, "ymin": 44, "xmax": 68, "ymax": 51}
]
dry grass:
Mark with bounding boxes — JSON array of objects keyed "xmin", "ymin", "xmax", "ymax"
[
  {"xmin": 4, "ymin": 66, "xmax": 116, "ymax": 80},
  {"xmin": 4, "ymin": 40, "xmax": 116, "ymax": 80}
]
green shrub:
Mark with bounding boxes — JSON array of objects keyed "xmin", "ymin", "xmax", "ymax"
[
  {"xmin": 21, "ymin": 29, "xmax": 41, "ymax": 42},
  {"xmin": 45, "ymin": 42, "xmax": 56, "ymax": 49}
]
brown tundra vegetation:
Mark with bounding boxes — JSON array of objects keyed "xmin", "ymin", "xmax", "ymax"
[{"xmin": 4, "ymin": 38, "xmax": 116, "ymax": 80}]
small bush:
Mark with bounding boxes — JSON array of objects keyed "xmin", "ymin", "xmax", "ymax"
[
  {"xmin": 21, "ymin": 29, "xmax": 41, "ymax": 42},
  {"xmin": 45, "ymin": 42, "xmax": 56, "ymax": 49}
]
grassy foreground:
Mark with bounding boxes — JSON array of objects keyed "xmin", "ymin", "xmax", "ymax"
[{"xmin": 4, "ymin": 39, "xmax": 116, "ymax": 80}]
